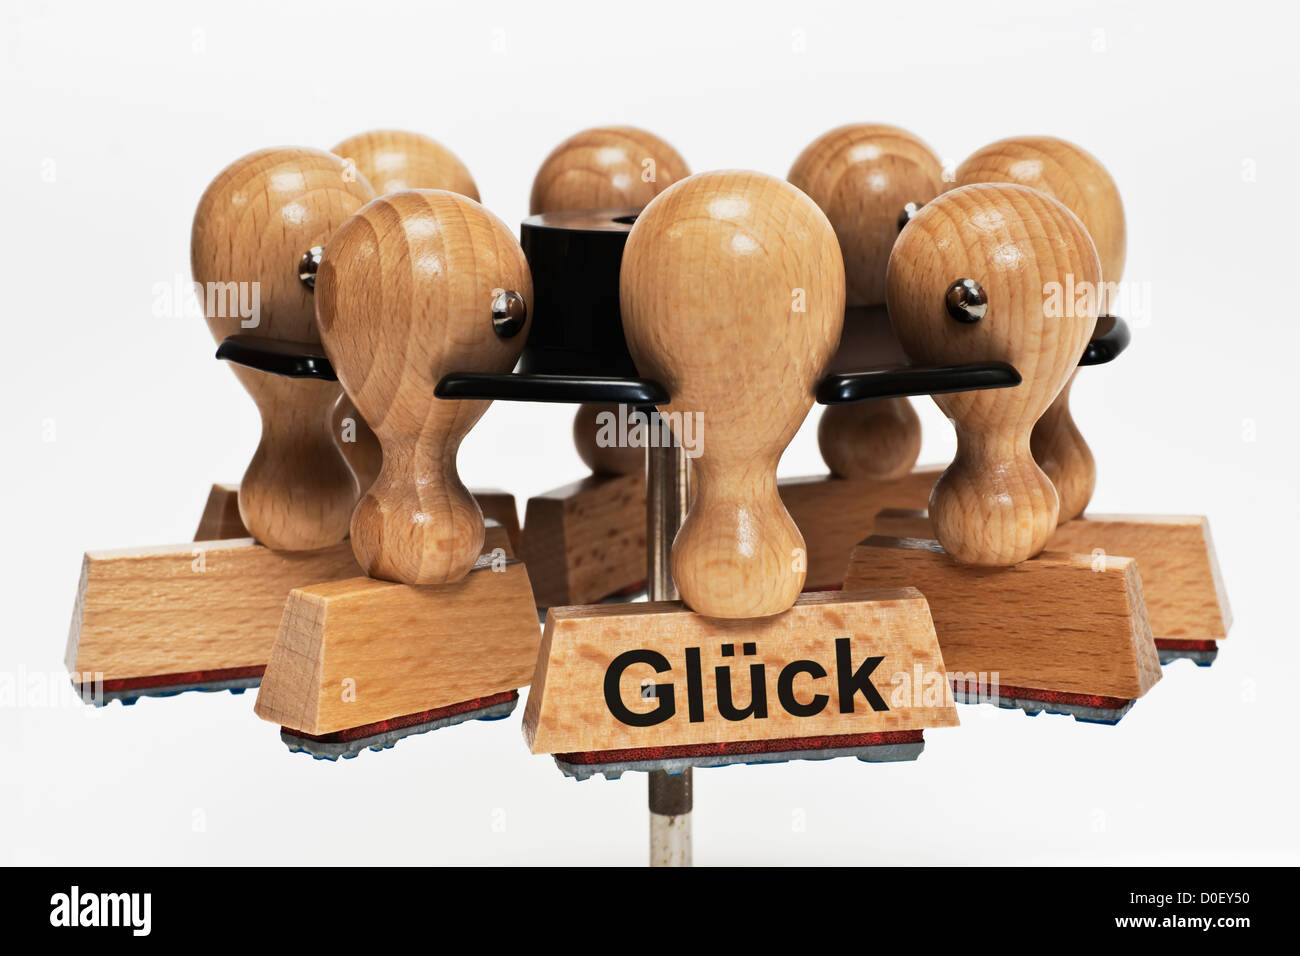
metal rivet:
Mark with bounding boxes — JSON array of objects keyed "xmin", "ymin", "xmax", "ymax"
[
  {"xmin": 897, "ymin": 202, "xmax": 924, "ymax": 232},
  {"xmin": 299, "ymin": 246, "xmax": 324, "ymax": 290},
  {"xmin": 946, "ymin": 278, "xmax": 987, "ymax": 323},
  {"xmin": 491, "ymin": 290, "xmax": 527, "ymax": 338}
]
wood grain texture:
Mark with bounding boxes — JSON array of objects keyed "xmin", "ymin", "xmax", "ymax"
[
  {"xmin": 65, "ymin": 539, "xmax": 361, "ymax": 682},
  {"xmin": 522, "ymin": 473, "xmax": 647, "ymax": 607},
  {"xmin": 1030, "ymin": 370, "xmax": 1094, "ymax": 522},
  {"xmin": 327, "ymin": 130, "xmax": 482, "ymax": 486},
  {"xmin": 621, "ymin": 170, "xmax": 844, "ymax": 617},
  {"xmin": 957, "ymin": 136, "xmax": 1126, "ymax": 523},
  {"xmin": 331, "ymin": 393, "xmax": 383, "ymax": 494},
  {"xmin": 193, "ymin": 483, "xmax": 247, "ymax": 541},
  {"xmin": 332, "ymin": 128, "xmax": 479, "ymax": 200},
  {"xmin": 887, "ymin": 183, "xmax": 1100, "ymax": 565},
  {"xmin": 818, "ymin": 398, "xmax": 921, "ymax": 481},
  {"xmin": 523, "ymin": 588, "xmax": 958, "ymax": 754},
  {"xmin": 817, "ymin": 304, "xmax": 921, "ymax": 480},
  {"xmin": 315, "ymin": 190, "xmax": 531, "ymax": 585},
  {"xmin": 872, "ymin": 509, "xmax": 1231, "ymax": 641},
  {"xmin": 789, "ymin": 124, "xmax": 946, "ymax": 307},
  {"xmin": 191, "ymin": 147, "xmax": 375, "ymax": 550},
  {"xmin": 845, "ymin": 536, "xmax": 1161, "ymax": 699},
  {"xmin": 790, "ymin": 127, "xmax": 943, "ymax": 482},
  {"xmin": 779, "ymin": 465, "xmax": 943, "ymax": 588},
  {"xmin": 254, "ymin": 562, "xmax": 540, "ymax": 735},
  {"xmin": 530, "ymin": 126, "xmax": 688, "ymax": 214}
]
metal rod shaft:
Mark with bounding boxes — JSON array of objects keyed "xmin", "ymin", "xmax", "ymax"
[{"xmin": 645, "ymin": 408, "xmax": 692, "ymax": 867}]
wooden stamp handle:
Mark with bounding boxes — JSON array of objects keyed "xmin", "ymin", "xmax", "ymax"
[
  {"xmin": 956, "ymin": 136, "xmax": 1125, "ymax": 523},
  {"xmin": 316, "ymin": 191, "xmax": 531, "ymax": 586},
  {"xmin": 789, "ymin": 125, "xmax": 945, "ymax": 483},
  {"xmin": 887, "ymin": 183, "xmax": 1100, "ymax": 565},
  {"xmin": 621, "ymin": 170, "xmax": 844, "ymax": 617},
  {"xmin": 191, "ymin": 147, "xmax": 375, "ymax": 550}
]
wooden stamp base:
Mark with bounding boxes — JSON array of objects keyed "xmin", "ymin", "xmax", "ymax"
[
  {"xmin": 779, "ymin": 465, "xmax": 941, "ymax": 590},
  {"xmin": 522, "ymin": 473, "xmax": 647, "ymax": 608},
  {"xmin": 67, "ymin": 538, "xmax": 362, "ymax": 704},
  {"xmin": 872, "ymin": 510, "xmax": 1231, "ymax": 665},
  {"xmin": 253, "ymin": 558, "xmax": 540, "ymax": 757},
  {"xmin": 194, "ymin": 483, "xmax": 247, "ymax": 541},
  {"xmin": 523, "ymin": 588, "xmax": 958, "ymax": 779},
  {"xmin": 844, "ymin": 536, "xmax": 1161, "ymax": 723},
  {"xmin": 68, "ymin": 515, "xmax": 513, "ymax": 705}
]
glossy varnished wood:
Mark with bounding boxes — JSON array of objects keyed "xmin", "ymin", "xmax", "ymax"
[
  {"xmin": 957, "ymin": 136, "xmax": 1126, "ymax": 522},
  {"xmin": 791, "ymin": 126, "xmax": 944, "ymax": 483},
  {"xmin": 887, "ymin": 183, "xmax": 1100, "ymax": 565},
  {"xmin": 621, "ymin": 170, "xmax": 845, "ymax": 617},
  {"xmin": 329, "ymin": 130, "xmax": 483, "ymax": 491},
  {"xmin": 529, "ymin": 126, "xmax": 688, "ymax": 214},
  {"xmin": 332, "ymin": 128, "xmax": 480, "ymax": 200},
  {"xmin": 191, "ymin": 147, "xmax": 375, "ymax": 550},
  {"xmin": 315, "ymin": 190, "xmax": 531, "ymax": 585}
]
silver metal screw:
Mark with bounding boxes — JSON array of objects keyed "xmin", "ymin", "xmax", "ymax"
[
  {"xmin": 946, "ymin": 278, "xmax": 988, "ymax": 323},
  {"xmin": 491, "ymin": 290, "xmax": 527, "ymax": 338},
  {"xmin": 299, "ymin": 246, "xmax": 324, "ymax": 290}
]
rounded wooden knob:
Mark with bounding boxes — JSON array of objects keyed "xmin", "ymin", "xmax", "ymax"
[
  {"xmin": 530, "ymin": 126, "xmax": 689, "ymax": 215},
  {"xmin": 887, "ymin": 183, "xmax": 1100, "ymax": 565},
  {"xmin": 789, "ymin": 124, "xmax": 945, "ymax": 307},
  {"xmin": 574, "ymin": 403, "xmax": 644, "ymax": 476},
  {"xmin": 621, "ymin": 171, "xmax": 845, "ymax": 617},
  {"xmin": 790, "ymin": 124, "xmax": 942, "ymax": 480},
  {"xmin": 316, "ymin": 190, "xmax": 531, "ymax": 586},
  {"xmin": 957, "ymin": 136, "xmax": 1125, "ymax": 521},
  {"xmin": 332, "ymin": 129, "xmax": 479, "ymax": 200},
  {"xmin": 956, "ymin": 136, "xmax": 1125, "ymax": 284},
  {"xmin": 818, "ymin": 398, "xmax": 921, "ymax": 481},
  {"xmin": 191, "ymin": 147, "xmax": 375, "ymax": 551}
]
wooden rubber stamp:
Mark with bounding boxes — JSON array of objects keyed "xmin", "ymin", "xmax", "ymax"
[
  {"xmin": 868, "ymin": 137, "xmax": 1231, "ymax": 664},
  {"xmin": 845, "ymin": 182, "xmax": 1162, "ymax": 723},
  {"xmin": 66, "ymin": 148, "xmax": 380, "ymax": 704},
  {"xmin": 779, "ymin": 125, "xmax": 948, "ymax": 587},
  {"xmin": 520, "ymin": 127, "xmax": 690, "ymax": 607},
  {"xmin": 253, "ymin": 189, "xmax": 542, "ymax": 759},
  {"xmin": 321, "ymin": 129, "xmax": 520, "ymax": 545},
  {"xmin": 523, "ymin": 170, "xmax": 958, "ymax": 778}
]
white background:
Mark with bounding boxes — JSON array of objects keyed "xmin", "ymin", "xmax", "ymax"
[{"xmin": 2, "ymin": 0, "xmax": 1296, "ymax": 865}]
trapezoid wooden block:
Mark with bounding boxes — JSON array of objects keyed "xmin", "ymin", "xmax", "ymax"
[
  {"xmin": 844, "ymin": 535, "xmax": 1162, "ymax": 707},
  {"xmin": 522, "ymin": 472, "xmax": 647, "ymax": 608},
  {"xmin": 66, "ymin": 538, "xmax": 362, "ymax": 699},
  {"xmin": 779, "ymin": 465, "xmax": 941, "ymax": 590},
  {"xmin": 194, "ymin": 483, "xmax": 247, "ymax": 541},
  {"xmin": 523, "ymin": 588, "xmax": 959, "ymax": 760},
  {"xmin": 66, "ymin": 522, "xmax": 514, "ymax": 702},
  {"xmin": 871, "ymin": 509, "xmax": 1231, "ymax": 649},
  {"xmin": 254, "ymin": 559, "xmax": 541, "ymax": 737}
]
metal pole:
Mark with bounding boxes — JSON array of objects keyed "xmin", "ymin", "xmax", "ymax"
[{"xmin": 645, "ymin": 407, "xmax": 692, "ymax": 867}]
